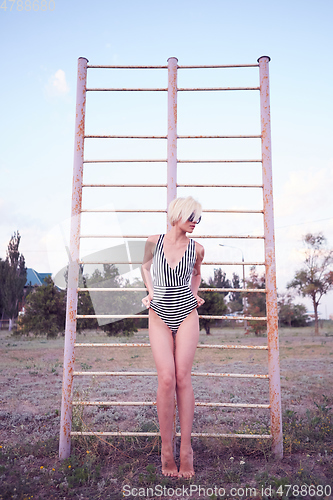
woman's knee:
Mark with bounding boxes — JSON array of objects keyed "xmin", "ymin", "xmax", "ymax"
[
  {"xmin": 158, "ymin": 371, "xmax": 176, "ymax": 391},
  {"xmin": 175, "ymin": 369, "xmax": 192, "ymax": 390}
]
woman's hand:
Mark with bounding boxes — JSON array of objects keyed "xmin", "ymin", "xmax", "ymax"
[
  {"xmin": 142, "ymin": 294, "xmax": 153, "ymax": 309},
  {"xmin": 195, "ymin": 295, "xmax": 205, "ymax": 308}
]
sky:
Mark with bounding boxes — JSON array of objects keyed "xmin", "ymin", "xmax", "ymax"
[{"xmin": 1, "ymin": 0, "xmax": 332, "ymax": 318}]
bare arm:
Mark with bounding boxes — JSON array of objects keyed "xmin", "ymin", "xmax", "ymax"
[
  {"xmin": 191, "ymin": 242, "xmax": 205, "ymax": 307},
  {"xmin": 141, "ymin": 236, "xmax": 157, "ymax": 308}
]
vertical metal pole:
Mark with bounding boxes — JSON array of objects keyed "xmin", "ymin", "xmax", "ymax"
[
  {"xmin": 59, "ymin": 57, "xmax": 88, "ymax": 459},
  {"xmin": 167, "ymin": 57, "xmax": 178, "ymax": 455},
  {"xmin": 167, "ymin": 57, "xmax": 178, "ymax": 231},
  {"xmin": 258, "ymin": 56, "xmax": 283, "ymax": 459}
]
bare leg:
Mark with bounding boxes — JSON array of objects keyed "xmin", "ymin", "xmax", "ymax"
[
  {"xmin": 149, "ymin": 309, "xmax": 178, "ymax": 477},
  {"xmin": 175, "ymin": 309, "xmax": 199, "ymax": 478}
]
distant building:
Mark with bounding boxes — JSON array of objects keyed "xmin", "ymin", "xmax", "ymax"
[
  {"xmin": 25, "ymin": 268, "xmax": 51, "ymax": 288},
  {"xmin": 18, "ymin": 269, "xmax": 53, "ymax": 317},
  {"xmin": 305, "ymin": 311, "xmax": 322, "ymax": 322}
]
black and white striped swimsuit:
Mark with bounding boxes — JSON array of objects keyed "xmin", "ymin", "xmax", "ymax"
[{"xmin": 150, "ymin": 234, "xmax": 198, "ymax": 333}]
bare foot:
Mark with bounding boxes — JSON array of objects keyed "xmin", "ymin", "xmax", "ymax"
[
  {"xmin": 161, "ymin": 448, "xmax": 178, "ymax": 477},
  {"xmin": 178, "ymin": 446, "xmax": 195, "ymax": 479}
]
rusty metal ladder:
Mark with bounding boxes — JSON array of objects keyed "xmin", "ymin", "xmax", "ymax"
[{"xmin": 59, "ymin": 56, "xmax": 282, "ymax": 459}]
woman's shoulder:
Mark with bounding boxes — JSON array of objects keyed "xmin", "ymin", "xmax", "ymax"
[
  {"xmin": 147, "ymin": 234, "xmax": 161, "ymax": 243},
  {"xmin": 194, "ymin": 240, "xmax": 205, "ymax": 260},
  {"xmin": 147, "ymin": 234, "xmax": 162, "ymax": 244},
  {"xmin": 143, "ymin": 234, "xmax": 161, "ymax": 262},
  {"xmin": 193, "ymin": 239, "xmax": 204, "ymax": 250}
]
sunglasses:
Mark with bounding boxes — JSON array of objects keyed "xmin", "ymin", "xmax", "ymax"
[{"xmin": 188, "ymin": 212, "xmax": 201, "ymax": 224}]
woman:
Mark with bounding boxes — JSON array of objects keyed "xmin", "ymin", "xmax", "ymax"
[{"xmin": 141, "ymin": 196, "xmax": 204, "ymax": 479}]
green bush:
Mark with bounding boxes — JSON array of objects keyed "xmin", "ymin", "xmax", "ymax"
[{"xmin": 18, "ymin": 276, "xmax": 66, "ymax": 337}]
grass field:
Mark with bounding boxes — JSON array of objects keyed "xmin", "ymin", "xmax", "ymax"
[{"xmin": 1, "ymin": 323, "xmax": 333, "ymax": 499}]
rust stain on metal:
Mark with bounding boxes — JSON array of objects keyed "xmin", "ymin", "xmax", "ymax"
[
  {"xmin": 71, "ymin": 431, "xmax": 271, "ymax": 439},
  {"xmin": 59, "ymin": 57, "xmax": 88, "ymax": 460},
  {"xmin": 60, "ymin": 55, "xmax": 283, "ymax": 460},
  {"xmin": 73, "ymin": 370, "xmax": 269, "ymax": 379},
  {"xmin": 258, "ymin": 55, "xmax": 283, "ymax": 458},
  {"xmin": 72, "ymin": 400, "xmax": 270, "ymax": 409},
  {"xmin": 74, "ymin": 342, "xmax": 268, "ymax": 350}
]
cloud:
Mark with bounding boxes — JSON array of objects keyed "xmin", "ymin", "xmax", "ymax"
[
  {"xmin": 0, "ymin": 198, "xmax": 22, "ymax": 230},
  {"xmin": 45, "ymin": 69, "xmax": 70, "ymax": 97},
  {"xmin": 275, "ymin": 166, "xmax": 333, "ymax": 218}
]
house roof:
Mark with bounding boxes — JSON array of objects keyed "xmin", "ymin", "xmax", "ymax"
[{"xmin": 25, "ymin": 269, "xmax": 51, "ymax": 287}]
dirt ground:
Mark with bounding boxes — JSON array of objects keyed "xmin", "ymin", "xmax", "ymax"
[
  {"xmin": 1, "ymin": 324, "xmax": 333, "ymax": 499},
  {"xmin": 1, "ymin": 324, "xmax": 333, "ymax": 441}
]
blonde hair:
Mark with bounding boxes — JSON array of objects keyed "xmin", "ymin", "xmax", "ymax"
[{"xmin": 168, "ymin": 196, "xmax": 202, "ymax": 226}]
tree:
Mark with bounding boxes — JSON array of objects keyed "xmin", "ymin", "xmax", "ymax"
[
  {"xmin": 198, "ymin": 268, "xmax": 228, "ymax": 334},
  {"xmin": 277, "ymin": 292, "xmax": 307, "ymax": 327},
  {"xmin": 228, "ymin": 273, "xmax": 243, "ymax": 313},
  {"xmin": 0, "ymin": 259, "xmax": 9, "ymax": 322},
  {"xmin": 287, "ymin": 233, "xmax": 333, "ymax": 335},
  {"xmin": 77, "ymin": 275, "xmax": 98, "ymax": 332},
  {"xmin": 210, "ymin": 268, "xmax": 231, "ymax": 296},
  {"xmin": 79, "ymin": 264, "xmax": 143, "ymax": 336},
  {"xmin": 1, "ymin": 232, "xmax": 27, "ymax": 330},
  {"xmin": 63, "ymin": 264, "xmax": 98, "ymax": 331},
  {"xmin": 18, "ymin": 276, "xmax": 66, "ymax": 338},
  {"xmin": 244, "ymin": 267, "xmax": 266, "ymax": 335}
]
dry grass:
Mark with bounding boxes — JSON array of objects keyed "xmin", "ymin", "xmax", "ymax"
[{"xmin": 1, "ymin": 323, "xmax": 333, "ymax": 498}]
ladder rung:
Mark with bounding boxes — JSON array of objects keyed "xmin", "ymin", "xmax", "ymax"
[
  {"xmin": 86, "ymin": 86, "xmax": 260, "ymax": 92},
  {"xmin": 85, "ymin": 135, "xmax": 167, "ymax": 139},
  {"xmin": 72, "ymin": 401, "xmax": 270, "ymax": 408},
  {"xmin": 76, "ymin": 314, "xmax": 267, "ymax": 321},
  {"xmin": 77, "ymin": 288, "xmax": 266, "ymax": 293},
  {"xmin": 87, "ymin": 65, "xmax": 168, "ymax": 69},
  {"xmin": 81, "ymin": 209, "xmax": 166, "ymax": 213},
  {"xmin": 80, "ymin": 209, "xmax": 264, "ymax": 213},
  {"xmin": 179, "ymin": 64, "xmax": 259, "ymax": 69},
  {"xmin": 83, "ymin": 159, "xmax": 166, "ymax": 163},
  {"xmin": 178, "ymin": 183, "xmax": 263, "ymax": 188},
  {"xmin": 71, "ymin": 431, "xmax": 271, "ymax": 439},
  {"xmin": 84, "ymin": 134, "xmax": 262, "ymax": 139},
  {"xmin": 178, "ymin": 134, "xmax": 262, "ymax": 138},
  {"xmin": 83, "ymin": 159, "xmax": 262, "ymax": 163},
  {"xmin": 82, "ymin": 183, "xmax": 263, "ymax": 188},
  {"xmin": 79, "ymin": 235, "xmax": 265, "ymax": 239},
  {"xmin": 82, "ymin": 183, "xmax": 166, "ymax": 188},
  {"xmin": 87, "ymin": 63, "xmax": 259, "ymax": 70},
  {"xmin": 179, "ymin": 87, "xmax": 260, "ymax": 91},
  {"xmin": 177, "ymin": 159, "xmax": 262, "ymax": 163},
  {"xmin": 73, "ymin": 371, "xmax": 269, "ymax": 379},
  {"xmin": 79, "ymin": 261, "xmax": 265, "ymax": 266},
  {"xmin": 74, "ymin": 343, "xmax": 269, "ymax": 350},
  {"xmin": 86, "ymin": 87, "xmax": 168, "ymax": 91}
]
